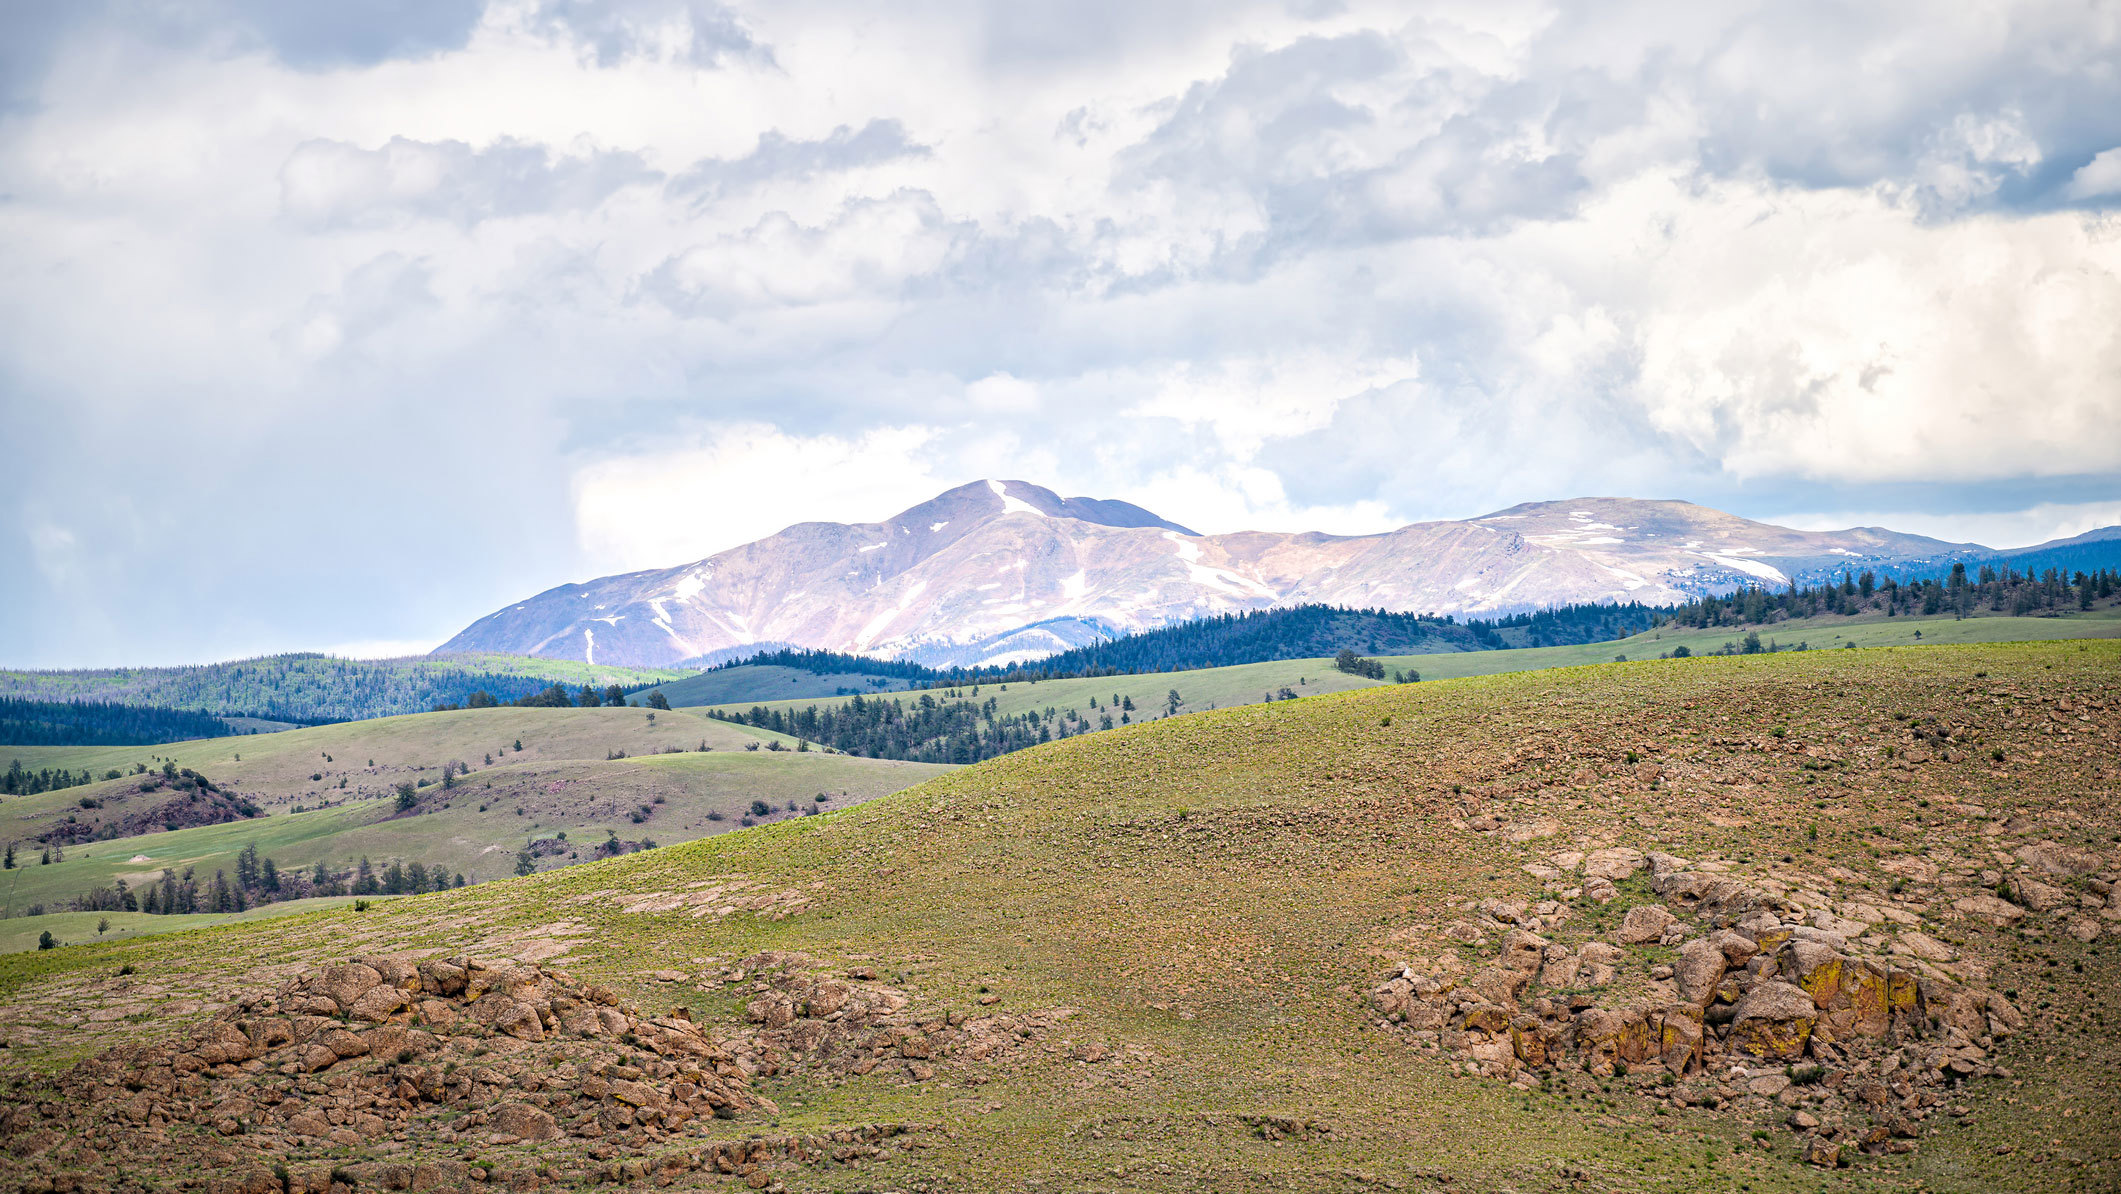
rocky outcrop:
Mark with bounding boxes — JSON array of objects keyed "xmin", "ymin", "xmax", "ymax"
[
  {"xmin": 0, "ymin": 956, "xmax": 943, "ymax": 1194},
  {"xmin": 725, "ymin": 951, "xmax": 1079, "ymax": 1082},
  {"xmin": 1371, "ymin": 847, "xmax": 2034, "ymax": 1167}
]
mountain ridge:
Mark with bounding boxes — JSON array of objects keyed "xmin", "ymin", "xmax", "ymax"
[{"xmin": 438, "ymin": 481, "xmax": 2113, "ymax": 668}]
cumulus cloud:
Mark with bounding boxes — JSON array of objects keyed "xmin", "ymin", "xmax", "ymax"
[
  {"xmin": 2065, "ymin": 147, "xmax": 2121, "ymax": 200},
  {"xmin": 569, "ymin": 423, "xmax": 948, "ymax": 570},
  {"xmin": 280, "ymin": 136, "xmax": 656, "ymax": 229},
  {"xmin": 666, "ymin": 120, "xmax": 930, "ymax": 204},
  {"xmin": 525, "ymin": 0, "xmax": 767, "ymax": 68},
  {"xmin": 2, "ymin": 0, "xmax": 2119, "ymax": 666}
]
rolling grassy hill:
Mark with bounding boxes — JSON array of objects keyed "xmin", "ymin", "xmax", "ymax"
[
  {"xmin": 0, "ymin": 639, "xmax": 2113, "ymax": 1192},
  {"xmin": 642, "ymin": 664, "xmax": 919, "ymax": 707},
  {"xmin": 0, "ymin": 707, "xmax": 950, "ymax": 951},
  {"xmin": 697, "ymin": 607, "xmax": 2121, "ymax": 726}
]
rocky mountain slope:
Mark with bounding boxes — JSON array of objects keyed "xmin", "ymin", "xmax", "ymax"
[
  {"xmin": 438, "ymin": 480, "xmax": 2013, "ymax": 668},
  {"xmin": 2, "ymin": 641, "xmax": 2114, "ymax": 1193}
]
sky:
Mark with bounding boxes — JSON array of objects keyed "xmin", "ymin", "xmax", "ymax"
[{"xmin": 2, "ymin": 0, "xmax": 2119, "ymax": 668}]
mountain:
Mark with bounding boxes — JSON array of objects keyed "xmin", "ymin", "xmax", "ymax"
[{"xmin": 436, "ymin": 481, "xmax": 2026, "ymax": 668}]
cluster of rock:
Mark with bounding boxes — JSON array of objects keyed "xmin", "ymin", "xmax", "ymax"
[
  {"xmin": 726, "ymin": 951, "xmax": 1077, "ymax": 1082},
  {"xmin": 0, "ymin": 956, "xmax": 940, "ymax": 1194},
  {"xmin": 1371, "ymin": 847, "xmax": 2028, "ymax": 1166}
]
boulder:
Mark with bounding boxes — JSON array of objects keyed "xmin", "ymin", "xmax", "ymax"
[
  {"xmin": 1728, "ymin": 981, "xmax": 1818, "ymax": 1060},
  {"xmin": 319, "ymin": 1028, "xmax": 369, "ymax": 1059},
  {"xmin": 1892, "ymin": 932, "xmax": 1956, "ymax": 962},
  {"xmin": 2005, "ymin": 875, "xmax": 2069, "ymax": 913},
  {"xmin": 1656, "ymin": 1003, "xmax": 1703, "ymax": 1071},
  {"xmin": 1583, "ymin": 877, "xmax": 1619, "ymax": 903},
  {"xmin": 1465, "ymin": 966, "xmax": 1527, "ymax": 1007},
  {"xmin": 1953, "ymin": 894, "xmax": 2027, "ymax": 924},
  {"xmin": 1499, "ymin": 930, "xmax": 1547, "ymax": 980},
  {"xmin": 349, "ymin": 984, "xmax": 410, "ymax": 1024},
  {"xmin": 471, "ymin": 995, "xmax": 544, "ymax": 1041},
  {"xmin": 1583, "ymin": 848, "xmax": 1646, "ymax": 882},
  {"xmin": 314, "ymin": 963, "xmax": 384, "ymax": 1012},
  {"xmin": 1538, "ymin": 952, "xmax": 1582, "ymax": 989},
  {"xmin": 1645, "ymin": 852, "xmax": 1691, "ymax": 877},
  {"xmin": 1736, "ymin": 911, "xmax": 1792, "ymax": 953},
  {"xmin": 1674, "ymin": 938, "xmax": 1726, "ymax": 1006},
  {"xmin": 1710, "ymin": 929, "xmax": 1759, "ymax": 965},
  {"xmin": 1573, "ymin": 1006, "xmax": 1655, "ymax": 1073},
  {"xmin": 1781, "ymin": 940, "xmax": 1845, "ymax": 1009},
  {"xmin": 1616, "ymin": 905, "xmax": 1677, "ymax": 945},
  {"xmin": 2014, "ymin": 841, "xmax": 2103, "ymax": 877}
]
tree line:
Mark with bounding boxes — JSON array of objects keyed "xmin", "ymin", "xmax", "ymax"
[
  {"xmin": 0, "ymin": 698, "xmax": 235, "ymax": 747},
  {"xmin": 29, "ymin": 842, "xmax": 471, "ymax": 920},
  {"xmin": 708, "ymin": 691, "xmax": 1112, "ymax": 764},
  {"xmin": 0, "ymin": 653, "xmax": 675, "ymax": 726},
  {"xmin": 434, "ymin": 683, "xmax": 673, "ymax": 712},
  {"xmin": 1665, "ymin": 565, "xmax": 2117, "ymax": 629},
  {"xmin": 699, "ymin": 601, "xmax": 1664, "ymax": 690}
]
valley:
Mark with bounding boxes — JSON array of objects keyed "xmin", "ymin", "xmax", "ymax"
[{"xmin": 0, "ymin": 641, "xmax": 2113, "ymax": 1192}]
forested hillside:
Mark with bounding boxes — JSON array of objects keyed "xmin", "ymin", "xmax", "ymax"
[
  {"xmin": 689, "ymin": 602, "xmax": 1664, "ymax": 693},
  {"xmin": 1667, "ymin": 564, "xmax": 2118, "ymax": 628},
  {"xmin": 0, "ymin": 654, "xmax": 684, "ymax": 725},
  {"xmin": 978, "ymin": 602, "xmax": 1663, "ymax": 678},
  {"xmin": 0, "ymin": 699, "xmax": 233, "ymax": 747}
]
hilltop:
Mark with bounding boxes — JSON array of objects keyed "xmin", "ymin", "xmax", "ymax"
[{"xmin": 0, "ymin": 640, "xmax": 2114, "ymax": 1192}]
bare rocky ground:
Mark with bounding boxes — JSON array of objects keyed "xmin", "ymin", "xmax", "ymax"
[{"xmin": 0, "ymin": 642, "xmax": 2115, "ymax": 1193}]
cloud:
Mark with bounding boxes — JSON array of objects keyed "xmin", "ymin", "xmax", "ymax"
[
  {"xmin": 666, "ymin": 120, "xmax": 930, "ymax": 204},
  {"xmin": 4, "ymin": 0, "xmax": 2121, "ymax": 667},
  {"xmin": 214, "ymin": 0, "xmax": 488, "ymax": 68},
  {"xmin": 569, "ymin": 423, "xmax": 949, "ymax": 571},
  {"xmin": 1771, "ymin": 500, "xmax": 2121, "ymax": 553},
  {"xmin": 635, "ymin": 190, "xmax": 976, "ymax": 317},
  {"xmin": 2065, "ymin": 147, "xmax": 2121, "ymax": 200},
  {"xmin": 279, "ymin": 136, "xmax": 656, "ymax": 229},
  {"xmin": 526, "ymin": 0, "xmax": 768, "ymax": 68}
]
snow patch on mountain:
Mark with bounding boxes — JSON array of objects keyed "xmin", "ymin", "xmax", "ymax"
[
  {"xmin": 989, "ymin": 479, "xmax": 1043, "ymax": 517},
  {"xmin": 1700, "ymin": 553, "xmax": 1791, "ymax": 585}
]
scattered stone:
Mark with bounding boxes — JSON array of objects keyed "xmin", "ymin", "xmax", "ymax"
[{"xmin": 1616, "ymin": 905, "xmax": 1677, "ymax": 945}]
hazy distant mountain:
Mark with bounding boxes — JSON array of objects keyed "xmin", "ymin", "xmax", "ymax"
[{"xmin": 436, "ymin": 480, "xmax": 2097, "ymax": 668}]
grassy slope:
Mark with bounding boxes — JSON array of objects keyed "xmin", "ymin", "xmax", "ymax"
[
  {"xmin": 643, "ymin": 664, "xmax": 919, "ymax": 707},
  {"xmin": 700, "ymin": 655, "xmax": 1385, "ymax": 721},
  {"xmin": 2, "ymin": 704, "xmax": 782, "ymax": 788},
  {"xmin": 0, "ymin": 708, "xmax": 948, "ymax": 948},
  {"xmin": 3, "ymin": 640, "xmax": 2114, "ymax": 1192},
  {"xmin": 0, "ymin": 895, "xmax": 399, "ymax": 954},
  {"xmin": 696, "ymin": 607, "xmax": 2121, "ymax": 725},
  {"xmin": 1380, "ymin": 605, "xmax": 2121, "ymax": 681}
]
